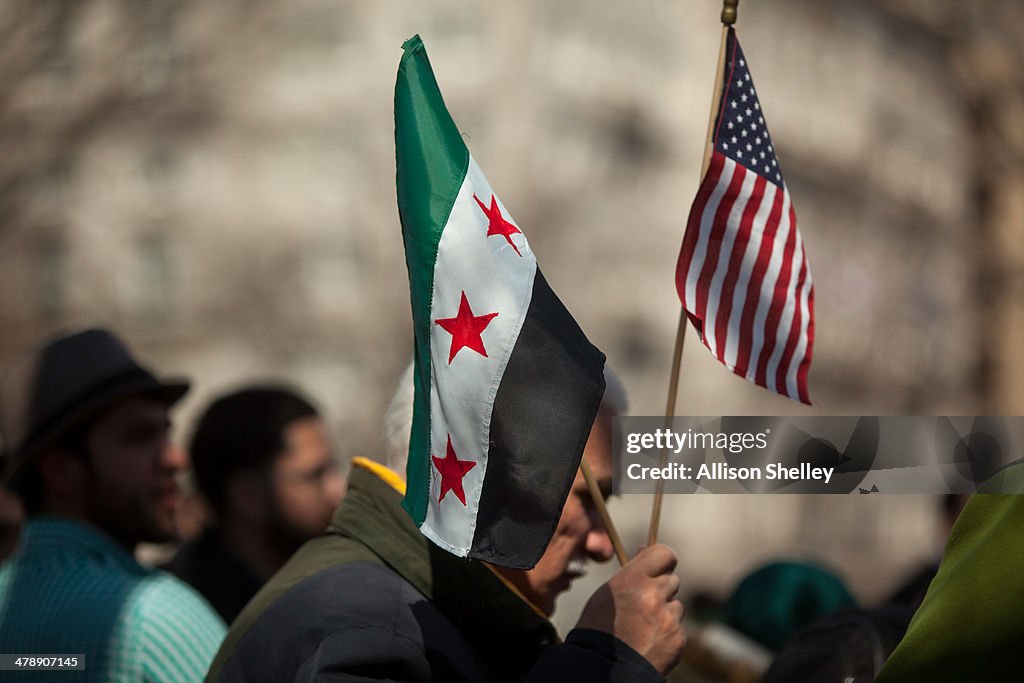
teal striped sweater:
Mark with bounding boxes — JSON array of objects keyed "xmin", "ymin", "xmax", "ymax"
[{"xmin": 0, "ymin": 518, "xmax": 226, "ymax": 682}]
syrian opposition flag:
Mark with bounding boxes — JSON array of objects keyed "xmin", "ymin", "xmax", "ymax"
[{"xmin": 395, "ymin": 35, "xmax": 606, "ymax": 569}]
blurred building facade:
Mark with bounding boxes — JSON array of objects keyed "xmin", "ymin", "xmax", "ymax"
[{"xmin": 1, "ymin": 0, "xmax": 1022, "ymax": 612}]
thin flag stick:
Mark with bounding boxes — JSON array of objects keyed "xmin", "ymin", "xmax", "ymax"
[
  {"xmin": 581, "ymin": 456, "xmax": 629, "ymax": 567},
  {"xmin": 647, "ymin": 0, "xmax": 739, "ymax": 546},
  {"xmin": 647, "ymin": 310, "xmax": 687, "ymax": 546}
]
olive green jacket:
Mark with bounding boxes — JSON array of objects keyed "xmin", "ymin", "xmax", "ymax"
[{"xmin": 876, "ymin": 491, "xmax": 1024, "ymax": 682}]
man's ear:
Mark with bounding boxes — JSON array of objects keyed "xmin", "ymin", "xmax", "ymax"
[
  {"xmin": 37, "ymin": 447, "xmax": 88, "ymax": 499},
  {"xmin": 224, "ymin": 468, "xmax": 270, "ymax": 522}
]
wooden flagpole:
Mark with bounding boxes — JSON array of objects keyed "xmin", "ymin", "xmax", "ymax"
[
  {"xmin": 581, "ymin": 457, "xmax": 629, "ymax": 566},
  {"xmin": 647, "ymin": 0, "xmax": 739, "ymax": 546}
]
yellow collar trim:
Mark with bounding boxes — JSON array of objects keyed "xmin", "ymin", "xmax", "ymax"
[{"xmin": 351, "ymin": 456, "xmax": 406, "ymax": 495}]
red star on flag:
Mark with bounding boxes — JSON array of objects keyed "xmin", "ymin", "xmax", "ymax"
[
  {"xmin": 474, "ymin": 193, "xmax": 523, "ymax": 257},
  {"xmin": 434, "ymin": 291, "xmax": 498, "ymax": 364},
  {"xmin": 432, "ymin": 434, "xmax": 477, "ymax": 505}
]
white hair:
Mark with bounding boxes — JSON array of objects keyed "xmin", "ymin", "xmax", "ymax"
[
  {"xmin": 600, "ymin": 362, "xmax": 629, "ymax": 417},
  {"xmin": 383, "ymin": 361, "xmax": 417, "ymax": 477}
]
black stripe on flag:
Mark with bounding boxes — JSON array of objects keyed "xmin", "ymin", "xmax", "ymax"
[{"xmin": 469, "ymin": 268, "xmax": 606, "ymax": 568}]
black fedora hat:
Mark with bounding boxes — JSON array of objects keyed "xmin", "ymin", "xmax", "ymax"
[{"xmin": 0, "ymin": 328, "xmax": 189, "ymax": 486}]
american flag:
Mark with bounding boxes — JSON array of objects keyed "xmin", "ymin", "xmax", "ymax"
[{"xmin": 676, "ymin": 28, "xmax": 814, "ymax": 404}]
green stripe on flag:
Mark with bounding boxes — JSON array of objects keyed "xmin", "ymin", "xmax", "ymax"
[{"xmin": 395, "ymin": 35, "xmax": 470, "ymax": 524}]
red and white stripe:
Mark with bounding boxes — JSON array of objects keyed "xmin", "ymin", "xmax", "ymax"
[{"xmin": 675, "ymin": 151, "xmax": 814, "ymax": 403}]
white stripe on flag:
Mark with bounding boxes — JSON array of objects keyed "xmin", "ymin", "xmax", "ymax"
[
  {"xmin": 685, "ymin": 158, "xmax": 737, "ymax": 309},
  {"xmin": 723, "ymin": 181, "xmax": 779, "ymax": 370},
  {"xmin": 786, "ymin": 244, "xmax": 813, "ymax": 399},
  {"xmin": 704, "ymin": 169, "xmax": 757, "ymax": 359},
  {"xmin": 424, "ymin": 155, "xmax": 538, "ymax": 556},
  {"xmin": 745, "ymin": 190, "xmax": 792, "ymax": 381},
  {"xmin": 765, "ymin": 215, "xmax": 803, "ymax": 393}
]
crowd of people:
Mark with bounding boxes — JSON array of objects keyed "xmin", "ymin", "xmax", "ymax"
[{"xmin": 0, "ymin": 327, "xmax": 1019, "ymax": 682}]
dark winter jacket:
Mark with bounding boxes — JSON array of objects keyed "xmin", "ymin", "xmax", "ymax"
[{"xmin": 205, "ymin": 458, "xmax": 661, "ymax": 683}]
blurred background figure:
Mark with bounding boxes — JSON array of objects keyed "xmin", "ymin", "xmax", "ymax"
[
  {"xmin": 0, "ymin": 328, "xmax": 225, "ymax": 681},
  {"xmin": 164, "ymin": 386, "xmax": 345, "ymax": 623},
  {"xmin": 0, "ymin": 482, "xmax": 24, "ymax": 562},
  {"xmin": 725, "ymin": 561, "xmax": 857, "ymax": 652},
  {"xmin": 666, "ymin": 560, "xmax": 856, "ymax": 682},
  {"xmin": 761, "ymin": 604, "xmax": 914, "ymax": 683}
]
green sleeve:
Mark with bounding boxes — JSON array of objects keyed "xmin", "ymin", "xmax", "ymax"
[{"xmin": 876, "ymin": 494, "xmax": 1024, "ymax": 682}]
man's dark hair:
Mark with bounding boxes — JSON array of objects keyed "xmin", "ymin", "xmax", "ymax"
[
  {"xmin": 190, "ymin": 387, "xmax": 318, "ymax": 516},
  {"xmin": 12, "ymin": 417, "xmax": 93, "ymax": 515}
]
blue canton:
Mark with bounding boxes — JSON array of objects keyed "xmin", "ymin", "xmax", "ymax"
[{"xmin": 715, "ymin": 33, "xmax": 784, "ymax": 188}]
